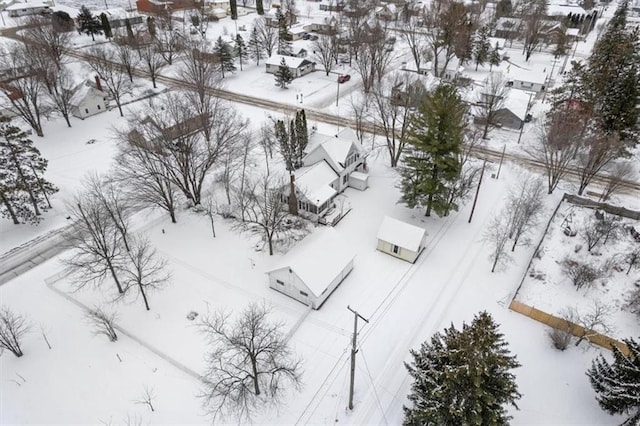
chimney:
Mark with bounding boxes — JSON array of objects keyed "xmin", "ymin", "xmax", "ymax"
[{"xmin": 94, "ymin": 75, "xmax": 103, "ymax": 91}]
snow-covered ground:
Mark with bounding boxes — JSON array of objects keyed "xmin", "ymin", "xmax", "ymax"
[{"xmin": 0, "ymin": 0, "xmax": 637, "ymax": 424}]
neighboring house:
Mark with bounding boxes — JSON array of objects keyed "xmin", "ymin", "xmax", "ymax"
[
  {"xmin": 95, "ymin": 8, "xmax": 144, "ymax": 28},
  {"xmin": 281, "ymin": 128, "xmax": 368, "ymax": 224},
  {"xmin": 507, "ymin": 67, "xmax": 547, "ymax": 92},
  {"xmin": 264, "ymin": 9, "xmax": 297, "ymax": 27},
  {"xmin": 267, "ymin": 228, "xmax": 355, "ymax": 309},
  {"xmin": 200, "ymin": 0, "xmax": 228, "ymax": 17},
  {"xmin": 136, "ymin": 0, "xmax": 195, "ymax": 14},
  {"xmin": 288, "ymin": 24, "xmax": 307, "ymax": 41},
  {"xmin": 391, "ymin": 71, "xmax": 437, "ymax": 108},
  {"xmin": 494, "ymin": 17, "xmax": 522, "ymax": 40},
  {"xmin": 292, "ymin": 47, "xmax": 307, "ymax": 58},
  {"xmin": 6, "ymin": 1, "xmax": 51, "ymax": 16},
  {"xmin": 428, "ymin": 52, "xmax": 463, "ymax": 81},
  {"xmin": 303, "ymin": 15, "xmax": 337, "ymax": 33},
  {"xmin": 265, "ymin": 54, "xmax": 316, "ymax": 78},
  {"xmin": 375, "ymin": 3, "xmax": 398, "ymax": 21},
  {"xmin": 70, "ymin": 77, "xmax": 110, "ymax": 120},
  {"xmin": 319, "ymin": 0, "xmax": 344, "ymax": 11},
  {"xmin": 376, "ymin": 216, "xmax": 427, "ymax": 263}
]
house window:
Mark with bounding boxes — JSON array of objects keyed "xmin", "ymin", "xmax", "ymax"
[
  {"xmin": 300, "ymin": 290, "xmax": 308, "ymax": 297},
  {"xmin": 392, "ymin": 244, "xmax": 400, "ymax": 254},
  {"xmin": 97, "ymin": 105, "xmax": 101, "ymax": 110},
  {"xmin": 343, "ymin": 174, "xmax": 348, "ymax": 184},
  {"xmin": 276, "ymin": 279, "xmax": 285, "ymax": 286},
  {"xmin": 85, "ymin": 108, "xmax": 89, "ymax": 114}
]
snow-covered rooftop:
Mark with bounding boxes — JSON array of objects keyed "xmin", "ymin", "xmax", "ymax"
[
  {"xmin": 295, "ymin": 161, "xmax": 338, "ymax": 204},
  {"xmin": 265, "ymin": 54, "xmax": 313, "ymax": 69},
  {"xmin": 503, "ymin": 89, "xmax": 535, "ymax": 117},
  {"xmin": 270, "ymin": 228, "xmax": 355, "ymax": 298},
  {"xmin": 5, "ymin": 1, "xmax": 49, "ymax": 10},
  {"xmin": 547, "ymin": 3, "xmax": 587, "ymax": 16},
  {"xmin": 376, "ymin": 216, "xmax": 426, "ymax": 252}
]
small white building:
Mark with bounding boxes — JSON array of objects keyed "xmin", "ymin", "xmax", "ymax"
[
  {"xmin": 376, "ymin": 216, "xmax": 427, "ymax": 263},
  {"xmin": 507, "ymin": 67, "xmax": 547, "ymax": 93},
  {"xmin": 265, "ymin": 54, "xmax": 316, "ymax": 78},
  {"xmin": 288, "ymin": 24, "xmax": 307, "ymax": 41},
  {"xmin": 267, "ymin": 228, "xmax": 355, "ymax": 309},
  {"xmin": 6, "ymin": 1, "xmax": 51, "ymax": 16},
  {"xmin": 70, "ymin": 77, "xmax": 109, "ymax": 120}
]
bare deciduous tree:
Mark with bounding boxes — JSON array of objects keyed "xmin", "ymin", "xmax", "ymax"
[
  {"xmin": 352, "ymin": 22, "xmax": 393, "ymax": 93},
  {"xmin": 47, "ymin": 68, "xmax": 75, "ymax": 127},
  {"xmin": 527, "ymin": 110, "xmax": 584, "ymax": 194},
  {"xmin": 506, "ymin": 174, "xmax": 544, "ymax": 251},
  {"xmin": 64, "ymin": 192, "xmax": 126, "ymax": 294},
  {"xmin": 86, "ymin": 306, "xmax": 118, "ymax": 342},
  {"xmin": 199, "ymin": 302, "xmax": 302, "ymax": 422},
  {"xmin": 253, "ymin": 18, "xmax": 278, "ymax": 58},
  {"xmin": 0, "ymin": 44, "xmax": 47, "ymax": 136},
  {"xmin": 22, "ymin": 16, "xmax": 71, "ymax": 69},
  {"xmin": 233, "ymin": 173, "xmax": 304, "ymax": 255},
  {"xmin": 154, "ymin": 26, "xmax": 183, "ymax": 65},
  {"xmin": 0, "ymin": 306, "xmax": 31, "ymax": 357},
  {"xmin": 400, "ymin": 17, "xmax": 430, "ymax": 72},
  {"xmin": 576, "ymin": 131, "xmax": 626, "ymax": 196},
  {"xmin": 474, "ymin": 72, "xmax": 510, "ymax": 139},
  {"xmin": 599, "ymin": 161, "xmax": 635, "ymax": 202},
  {"xmin": 85, "ymin": 46, "xmax": 133, "ymax": 117},
  {"xmin": 140, "ymin": 46, "xmax": 166, "ymax": 89},
  {"xmin": 566, "ymin": 301, "xmax": 613, "ymax": 346},
  {"xmin": 115, "ymin": 43, "xmax": 140, "ymax": 83},
  {"xmin": 313, "ymin": 35, "xmax": 336, "ymax": 76},
  {"xmin": 518, "ymin": 0, "xmax": 549, "ymax": 61},
  {"xmin": 135, "ymin": 386, "xmax": 156, "ymax": 412},
  {"xmin": 561, "ymin": 257, "xmax": 602, "ymax": 289},
  {"xmin": 581, "ymin": 214, "xmax": 621, "ymax": 252},
  {"xmin": 349, "ymin": 94, "xmax": 370, "ymax": 144},
  {"xmin": 624, "ymin": 245, "xmax": 640, "ymax": 275},
  {"xmin": 120, "ymin": 237, "xmax": 171, "ymax": 311},
  {"xmin": 484, "ymin": 213, "xmax": 512, "ymax": 272}
]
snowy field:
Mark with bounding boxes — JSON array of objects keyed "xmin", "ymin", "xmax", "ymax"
[
  {"xmin": 516, "ymin": 201, "xmax": 640, "ymax": 340},
  {"xmin": 0, "ymin": 0, "xmax": 637, "ymax": 424}
]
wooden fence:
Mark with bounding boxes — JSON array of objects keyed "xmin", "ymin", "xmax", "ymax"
[{"xmin": 509, "ymin": 300, "xmax": 630, "ymax": 356}]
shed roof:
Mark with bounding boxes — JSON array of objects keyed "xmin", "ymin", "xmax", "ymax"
[
  {"xmin": 377, "ymin": 216, "xmax": 426, "ymax": 252},
  {"xmin": 6, "ymin": 1, "xmax": 49, "ymax": 9},
  {"xmin": 270, "ymin": 228, "xmax": 355, "ymax": 297}
]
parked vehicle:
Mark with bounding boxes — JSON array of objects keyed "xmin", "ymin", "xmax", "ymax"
[{"xmin": 338, "ymin": 74, "xmax": 351, "ymax": 83}]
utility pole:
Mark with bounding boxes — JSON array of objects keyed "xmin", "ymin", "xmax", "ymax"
[
  {"xmin": 495, "ymin": 144, "xmax": 505, "ymax": 180},
  {"xmin": 347, "ymin": 305, "xmax": 369, "ymax": 410},
  {"xmin": 468, "ymin": 159, "xmax": 487, "ymax": 223},
  {"xmin": 517, "ymin": 92, "xmax": 534, "ymax": 144}
]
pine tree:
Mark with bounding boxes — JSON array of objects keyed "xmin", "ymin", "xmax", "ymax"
[
  {"xmin": 147, "ymin": 16, "xmax": 156, "ymax": 38},
  {"xmin": 215, "ymin": 36, "xmax": 237, "ymax": 78},
  {"xmin": 275, "ymin": 119, "xmax": 294, "ymax": 171},
  {"xmin": 76, "ymin": 6, "xmax": 102, "ymax": 41},
  {"xmin": 256, "ymin": 0, "xmax": 264, "ymax": 15},
  {"xmin": 399, "ymin": 83, "xmax": 466, "ymax": 217},
  {"xmin": 404, "ymin": 311, "xmax": 521, "ymax": 425},
  {"xmin": 100, "ymin": 13, "xmax": 112, "ymax": 39},
  {"xmin": 274, "ymin": 57, "xmax": 293, "ymax": 89},
  {"xmin": 289, "ymin": 119, "xmax": 298, "ymax": 167},
  {"xmin": 0, "ymin": 116, "xmax": 58, "ymax": 225},
  {"xmin": 587, "ymin": 338, "xmax": 640, "ymax": 425},
  {"xmin": 489, "ymin": 42, "xmax": 502, "ymax": 71},
  {"xmin": 248, "ymin": 27, "xmax": 265, "ymax": 65},
  {"xmin": 229, "ymin": 0, "xmax": 238, "ymax": 20},
  {"xmin": 472, "ymin": 26, "xmax": 491, "ymax": 71},
  {"xmin": 235, "ymin": 34, "xmax": 249, "ymax": 71},
  {"xmin": 276, "ymin": 8, "xmax": 292, "ymax": 55},
  {"xmin": 295, "ymin": 109, "xmax": 308, "ymax": 165},
  {"xmin": 582, "ymin": 0, "xmax": 640, "ymax": 142}
]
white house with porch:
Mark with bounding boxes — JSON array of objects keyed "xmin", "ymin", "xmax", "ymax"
[
  {"xmin": 265, "ymin": 54, "xmax": 316, "ymax": 78},
  {"xmin": 267, "ymin": 228, "xmax": 355, "ymax": 309},
  {"xmin": 69, "ymin": 78, "xmax": 109, "ymax": 120},
  {"xmin": 282, "ymin": 128, "xmax": 368, "ymax": 224}
]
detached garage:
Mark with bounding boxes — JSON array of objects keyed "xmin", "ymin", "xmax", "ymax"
[
  {"xmin": 376, "ymin": 216, "xmax": 427, "ymax": 263},
  {"xmin": 267, "ymin": 228, "xmax": 355, "ymax": 309}
]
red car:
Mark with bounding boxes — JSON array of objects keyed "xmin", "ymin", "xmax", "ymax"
[{"xmin": 338, "ymin": 74, "xmax": 351, "ymax": 83}]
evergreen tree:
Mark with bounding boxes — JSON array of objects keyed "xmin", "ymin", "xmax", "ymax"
[
  {"xmin": 147, "ymin": 16, "xmax": 156, "ymax": 38},
  {"xmin": 404, "ymin": 311, "xmax": 521, "ymax": 425},
  {"xmin": 495, "ymin": 0, "xmax": 512, "ymax": 19},
  {"xmin": 399, "ymin": 84, "xmax": 466, "ymax": 217},
  {"xmin": 230, "ymin": 0, "xmax": 238, "ymax": 20},
  {"xmin": 76, "ymin": 6, "xmax": 103, "ymax": 41},
  {"xmin": 276, "ymin": 8, "xmax": 292, "ymax": 55},
  {"xmin": 0, "ymin": 116, "xmax": 57, "ymax": 225},
  {"xmin": 489, "ymin": 43, "xmax": 502, "ymax": 71},
  {"xmin": 214, "ymin": 36, "xmax": 237, "ymax": 78},
  {"xmin": 274, "ymin": 57, "xmax": 293, "ymax": 89},
  {"xmin": 100, "ymin": 13, "xmax": 112, "ymax": 39},
  {"xmin": 472, "ymin": 26, "xmax": 491, "ymax": 71},
  {"xmin": 235, "ymin": 33, "xmax": 249, "ymax": 71},
  {"xmin": 52, "ymin": 11, "xmax": 74, "ymax": 32},
  {"xmin": 275, "ymin": 119, "xmax": 295, "ymax": 171},
  {"xmin": 583, "ymin": 1, "xmax": 640, "ymax": 142},
  {"xmin": 295, "ymin": 109, "xmax": 308, "ymax": 165},
  {"xmin": 587, "ymin": 338, "xmax": 640, "ymax": 425},
  {"xmin": 256, "ymin": 0, "xmax": 264, "ymax": 15},
  {"xmin": 248, "ymin": 27, "xmax": 265, "ymax": 65}
]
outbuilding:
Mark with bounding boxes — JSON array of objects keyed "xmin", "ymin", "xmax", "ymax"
[
  {"xmin": 267, "ymin": 228, "xmax": 355, "ymax": 309},
  {"xmin": 376, "ymin": 216, "xmax": 427, "ymax": 263},
  {"xmin": 70, "ymin": 77, "xmax": 109, "ymax": 120}
]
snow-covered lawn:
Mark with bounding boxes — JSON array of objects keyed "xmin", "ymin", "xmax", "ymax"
[{"xmin": 516, "ymin": 199, "xmax": 640, "ymax": 340}]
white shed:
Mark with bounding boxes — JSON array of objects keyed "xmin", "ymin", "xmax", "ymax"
[
  {"xmin": 376, "ymin": 216, "xmax": 427, "ymax": 263},
  {"xmin": 267, "ymin": 228, "xmax": 355, "ymax": 309},
  {"xmin": 70, "ymin": 78, "xmax": 109, "ymax": 120}
]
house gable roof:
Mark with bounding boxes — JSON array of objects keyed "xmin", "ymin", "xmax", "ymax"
[
  {"xmin": 303, "ymin": 130, "xmax": 363, "ymax": 173},
  {"xmin": 69, "ymin": 79, "xmax": 104, "ymax": 107},
  {"xmin": 268, "ymin": 228, "xmax": 355, "ymax": 298},
  {"xmin": 265, "ymin": 54, "xmax": 313, "ymax": 69},
  {"xmin": 295, "ymin": 160, "xmax": 338, "ymax": 205},
  {"xmin": 377, "ymin": 216, "xmax": 426, "ymax": 252}
]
